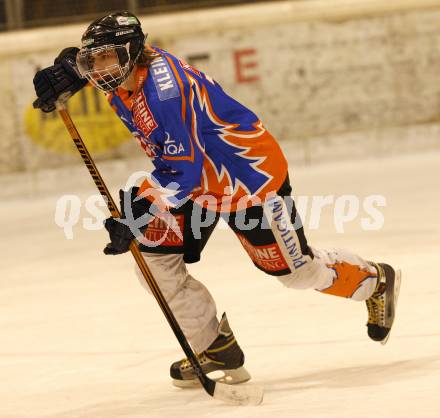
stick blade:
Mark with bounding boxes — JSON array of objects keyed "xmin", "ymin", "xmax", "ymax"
[{"xmin": 213, "ymin": 382, "xmax": 264, "ymax": 406}]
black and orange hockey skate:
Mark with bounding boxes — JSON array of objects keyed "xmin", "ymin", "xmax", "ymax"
[
  {"xmin": 170, "ymin": 313, "xmax": 251, "ymax": 388},
  {"xmin": 366, "ymin": 262, "xmax": 402, "ymax": 345}
]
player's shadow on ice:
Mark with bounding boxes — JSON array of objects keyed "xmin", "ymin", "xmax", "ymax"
[{"xmin": 264, "ymin": 354, "xmax": 440, "ymax": 393}]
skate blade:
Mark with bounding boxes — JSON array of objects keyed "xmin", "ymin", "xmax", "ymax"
[
  {"xmin": 172, "ymin": 366, "xmax": 251, "ymax": 389},
  {"xmin": 381, "ymin": 269, "xmax": 402, "ymax": 346}
]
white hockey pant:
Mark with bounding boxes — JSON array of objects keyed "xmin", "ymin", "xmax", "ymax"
[{"xmin": 134, "ymin": 253, "xmax": 219, "ymax": 353}]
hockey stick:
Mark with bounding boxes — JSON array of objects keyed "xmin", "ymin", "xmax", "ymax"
[{"xmin": 44, "ymin": 96, "xmax": 263, "ymax": 406}]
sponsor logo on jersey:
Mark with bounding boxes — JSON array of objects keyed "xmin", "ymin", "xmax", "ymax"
[
  {"xmin": 178, "ymin": 59, "xmax": 202, "ymax": 77},
  {"xmin": 266, "ymin": 196, "xmax": 308, "ymax": 271},
  {"xmin": 132, "ymin": 90, "xmax": 158, "ymax": 138},
  {"xmin": 236, "ymin": 234, "xmax": 289, "ymax": 272},
  {"xmin": 163, "ymin": 132, "xmax": 185, "ymax": 156},
  {"xmin": 143, "ymin": 214, "xmax": 184, "ymax": 247},
  {"xmin": 150, "ymin": 56, "xmax": 180, "ymax": 101}
]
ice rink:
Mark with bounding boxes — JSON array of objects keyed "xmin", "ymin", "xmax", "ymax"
[{"xmin": 1, "ymin": 148, "xmax": 439, "ymax": 418}]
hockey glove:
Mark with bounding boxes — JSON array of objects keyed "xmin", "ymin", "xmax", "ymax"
[
  {"xmin": 103, "ymin": 217, "xmax": 135, "ymax": 255},
  {"xmin": 103, "ymin": 188, "xmax": 151, "ymax": 255},
  {"xmin": 33, "ymin": 47, "xmax": 88, "ymax": 113}
]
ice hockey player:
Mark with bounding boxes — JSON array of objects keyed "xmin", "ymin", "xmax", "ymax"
[{"xmin": 33, "ymin": 11, "xmax": 401, "ymax": 388}]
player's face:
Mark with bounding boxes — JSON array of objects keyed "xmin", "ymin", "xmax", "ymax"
[
  {"xmin": 91, "ymin": 50, "xmax": 119, "ymax": 73},
  {"xmin": 77, "ymin": 44, "xmax": 131, "ymax": 91}
]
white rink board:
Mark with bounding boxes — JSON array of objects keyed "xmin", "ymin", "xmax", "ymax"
[
  {"xmin": 1, "ymin": 0, "xmax": 440, "ymax": 177},
  {"xmin": 0, "ymin": 149, "xmax": 439, "ymax": 417}
]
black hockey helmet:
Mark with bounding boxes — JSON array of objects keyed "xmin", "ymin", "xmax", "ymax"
[{"xmin": 77, "ymin": 11, "xmax": 146, "ymax": 91}]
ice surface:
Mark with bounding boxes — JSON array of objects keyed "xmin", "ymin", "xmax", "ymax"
[{"xmin": 1, "ymin": 149, "xmax": 440, "ymax": 418}]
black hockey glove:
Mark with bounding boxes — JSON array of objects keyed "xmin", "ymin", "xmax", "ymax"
[
  {"xmin": 103, "ymin": 188, "xmax": 151, "ymax": 255},
  {"xmin": 103, "ymin": 217, "xmax": 134, "ymax": 255},
  {"xmin": 33, "ymin": 47, "xmax": 88, "ymax": 113}
]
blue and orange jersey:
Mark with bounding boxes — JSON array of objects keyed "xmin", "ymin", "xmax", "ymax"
[{"xmin": 107, "ymin": 47, "xmax": 288, "ymax": 211}]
